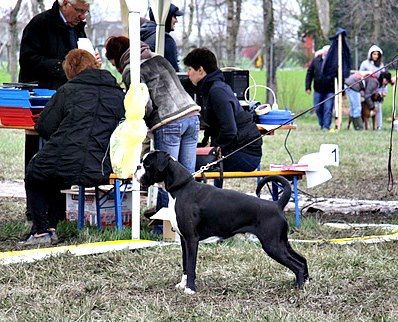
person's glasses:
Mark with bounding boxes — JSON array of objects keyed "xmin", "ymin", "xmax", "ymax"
[{"xmin": 68, "ymin": 2, "xmax": 90, "ymax": 17}]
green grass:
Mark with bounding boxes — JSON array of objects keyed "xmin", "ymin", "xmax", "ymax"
[{"xmin": 0, "ymin": 68, "xmax": 11, "ymax": 84}]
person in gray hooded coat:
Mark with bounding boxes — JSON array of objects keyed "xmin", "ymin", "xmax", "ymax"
[{"xmin": 359, "ymin": 45, "xmax": 385, "ymax": 129}]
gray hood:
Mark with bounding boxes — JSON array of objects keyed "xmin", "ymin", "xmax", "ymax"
[{"xmin": 367, "ymin": 45, "xmax": 383, "ymax": 59}]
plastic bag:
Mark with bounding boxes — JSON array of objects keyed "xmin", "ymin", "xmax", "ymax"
[{"xmin": 110, "ymin": 83, "xmax": 149, "ymax": 178}]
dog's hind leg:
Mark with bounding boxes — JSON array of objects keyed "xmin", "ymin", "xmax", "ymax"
[
  {"xmin": 286, "ymin": 242, "xmax": 309, "ymax": 282},
  {"xmin": 257, "ymin": 236, "xmax": 307, "ymax": 288}
]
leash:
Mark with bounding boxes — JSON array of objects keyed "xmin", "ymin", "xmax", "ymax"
[{"xmin": 192, "ymin": 56, "xmax": 398, "ymax": 178}]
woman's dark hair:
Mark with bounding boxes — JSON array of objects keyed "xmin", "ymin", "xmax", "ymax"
[
  {"xmin": 183, "ymin": 48, "xmax": 218, "ymax": 74},
  {"xmin": 371, "ymin": 51, "xmax": 382, "ymax": 67},
  {"xmin": 105, "ymin": 36, "xmax": 129, "ymax": 70},
  {"xmin": 63, "ymin": 49, "xmax": 97, "ymax": 80}
]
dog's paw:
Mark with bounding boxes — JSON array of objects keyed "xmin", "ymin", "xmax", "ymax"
[
  {"xmin": 175, "ymin": 274, "xmax": 187, "ymax": 290},
  {"xmin": 184, "ymin": 287, "xmax": 196, "ymax": 295}
]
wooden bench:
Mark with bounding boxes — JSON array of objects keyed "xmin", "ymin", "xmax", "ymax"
[{"xmin": 194, "ymin": 170, "xmax": 305, "ymax": 227}]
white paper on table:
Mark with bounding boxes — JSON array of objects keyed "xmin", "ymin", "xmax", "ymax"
[{"xmin": 77, "ymin": 38, "xmax": 95, "ymax": 57}]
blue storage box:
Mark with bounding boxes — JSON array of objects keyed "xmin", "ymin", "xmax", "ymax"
[
  {"xmin": 257, "ymin": 109, "xmax": 294, "ymax": 125},
  {"xmin": 0, "ymin": 88, "xmax": 31, "ymax": 107}
]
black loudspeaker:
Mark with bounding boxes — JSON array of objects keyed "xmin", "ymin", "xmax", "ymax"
[{"xmin": 222, "ymin": 70, "xmax": 249, "ymax": 101}]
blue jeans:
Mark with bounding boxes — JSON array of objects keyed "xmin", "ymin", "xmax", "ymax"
[
  {"xmin": 153, "ymin": 115, "xmax": 200, "ymax": 174},
  {"xmin": 153, "ymin": 115, "xmax": 200, "ymax": 210},
  {"xmin": 345, "ymin": 87, "xmax": 361, "ymax": 118},
  {"xmin": 313, "ymin": 91, "xmax": 334, "ymax": 130}
]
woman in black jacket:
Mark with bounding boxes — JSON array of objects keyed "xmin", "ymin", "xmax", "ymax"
[
  {"xmin": 183, "ymin": 48, "xmax": 262, "ymax": 175},
  {"xmin": 23, "ymin": 49, "xmax": 125, "ymax": 245}
]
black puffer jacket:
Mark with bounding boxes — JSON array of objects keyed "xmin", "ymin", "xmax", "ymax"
[
  {"xmin": 198, "ymin": 69, "xmax": 262, "ymax": 156},
  {"xmin": 26, "ymin": 69, "xmax": 125, "ymax": 187},
  {"xmin": 19, "ymin": 1, "xmax": 86, "ymax": 89}
]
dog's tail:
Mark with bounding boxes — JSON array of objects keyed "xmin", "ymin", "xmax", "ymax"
[{"xmin": 255, "ymin": 175, "xmax": 292, "ymax": 209}]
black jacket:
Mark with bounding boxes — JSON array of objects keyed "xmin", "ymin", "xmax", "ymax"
[
  {"xmin": 197, "ymin": 70, "xmax": 262, "ymax": 156},
  {"xmin": 305, "ymin": 55, "xmax": 335, "ymax": 94},
  {"xmin": 19, "ymin": 1, "xmax": 87, "ymax": 89},
  {"xmin": 26, "ymin": 69, "xmax": 125, "ymax": 187},
  {"xmin": 140, "ymin": 21, "xmax": 180, "ymax": 72}
]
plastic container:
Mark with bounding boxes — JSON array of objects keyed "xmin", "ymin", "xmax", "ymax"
[
  {"xmin": 0, "ymin": 106, "xmax": 43, "ymax": 127},
  {"xmin": 257, "ymin": 109, "xmax": 294, "ymax": 125}
]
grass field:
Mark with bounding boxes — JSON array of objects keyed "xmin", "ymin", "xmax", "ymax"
[{"xmin": 1, "ymin": 68, "xmax": 398, "ymax": 321}]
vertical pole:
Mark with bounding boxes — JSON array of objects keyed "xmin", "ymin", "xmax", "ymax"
[
  {"xmin": 293, "ymin": 176, "xmax": 300, "ymax": 228},
  {"xmin": 131, "ymin": 178, "xmax": 141, "ymax": 239},
  {"xmin": 128, "ymin": 7, "xmax": 141, "ymax": 86},
  {"xmin": 78, "ymin": 186, "xmax": 85, "ymax": 230},
  {"xmin": 126, "ymin": 1, "xmax": 143, "ymax": 239},
  {"xmin": 114, "ymin": 179, "xmax": 123, "ymax": 231},
  {"xmin": 336, "ymin": 34, "xmax": 343, "ymax": 130}
]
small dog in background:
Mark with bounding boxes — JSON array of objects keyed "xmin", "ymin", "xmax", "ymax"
[
  {"xmin": 362, "ymin": 93, "xmax": 382, "ymax": 130},
  {"xmin": 136, "ymin": 151, "xmax": 309, "ymax": 294},
  {"xmin": 347, "ymin": 92, "xmax": 381, "ymax": 130}
]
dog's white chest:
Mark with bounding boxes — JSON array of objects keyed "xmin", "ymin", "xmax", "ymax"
[
  {"xmin": 167, "ymin": 194, "xmax": 181, "ymax": 235},
  {"xmin": 150, "ymin": 193, "xmax": 181, "ymax": 236}
]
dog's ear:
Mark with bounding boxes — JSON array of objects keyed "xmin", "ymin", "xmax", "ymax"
[{"xmin": 155, "ymin": 151, "xmax": 171, "ymax": 172}]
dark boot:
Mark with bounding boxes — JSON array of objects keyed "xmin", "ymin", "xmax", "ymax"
[{"xmin": 352, "ymin": 117, "xmax": 364, "ymax": 130}]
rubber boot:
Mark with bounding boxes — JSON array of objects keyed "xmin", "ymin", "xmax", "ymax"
[{"xmin": 352, "ymin": 117, "xmax": 364, "ymax": 130}]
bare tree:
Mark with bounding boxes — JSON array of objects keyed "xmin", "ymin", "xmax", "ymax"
[
  {"xmin": 225, "ymin": 0, "xmax": 242, "ymax": 66},
  {"xmin": 262, "ymin": 0, "xmax": 276, "ymax": 103},
  {"xmin": 9, "ymin": 0, "xmax": 23, "ymax": 82},
  {"xmin": 31, "ymin": 0, "xmax": 45, "ymax": 16},
  {"xmin": 315, "ymin": 0, "xmax": 329, "ymax": 40},
  {"xmin": 119, "ymin": 0, "xmax": 129, "ymax": 35},
  {"xmin": 181, "ymin": 0, "xmax": 195, "ymax": 56}
]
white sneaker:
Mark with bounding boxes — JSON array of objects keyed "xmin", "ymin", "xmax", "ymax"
[{"xmin": 21, "ymin": 234, "xmax": 51, "ymax": 246}]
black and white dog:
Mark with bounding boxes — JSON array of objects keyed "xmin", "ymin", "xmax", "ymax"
[{"xmin": 136, "ymin": 151, "xmax": 309, "ymax": 294}]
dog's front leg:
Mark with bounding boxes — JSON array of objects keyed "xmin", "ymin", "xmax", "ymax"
[
  {"xmin": 184, "ymin": 238, "xmax": 199, "ymax": 294},
  {"xmin": 175, "ymin": 239, "xmax": 188, "ymax": 290}
]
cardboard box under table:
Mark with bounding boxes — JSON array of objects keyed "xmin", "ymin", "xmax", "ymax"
[{"xmin": 62, "ymin": 185, "xmax": 132, "ymax": 228}]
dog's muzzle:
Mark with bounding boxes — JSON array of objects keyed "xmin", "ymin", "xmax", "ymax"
[{"xmin": 134, "ymin": 164, "xmax": 145, "ymax": 182}]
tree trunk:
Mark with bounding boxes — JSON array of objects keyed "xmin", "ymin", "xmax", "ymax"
[
  {"xmin": 31, "ymin": 0, "xmax": 45, "ymax": 15},
  {"xmin": 226, "ymin": 0, "xmax": 242, "ymax": 66},
  {"xmin": 372, "ymin": 0, "xmax": 382, "ymax": 43},
  {"xmin": 120, "ymin": 0, "xmax": 129, "ymax": 36},
  {"xmin": 9, "ymin": 0, "xmax": 23, "ymax": 82},
  {"xmin": 181, "ymin": 0, "xmax": 195, "ymax": 57},
  {"xmin": 315, "ymin": 0, "xmax": 330, "ymax": 40},
  {"xmin": 262, "ymin": 0, "xmax": 276, "ymax": 104}
]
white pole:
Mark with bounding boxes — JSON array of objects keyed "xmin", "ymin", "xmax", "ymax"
[{"xmin": 125, "ymin": 0, "xmax": 142, "ymax": 239}]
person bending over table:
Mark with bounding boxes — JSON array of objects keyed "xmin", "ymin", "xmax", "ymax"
[
  {"xmin": 22, "ymin": 49, "xmax": 125, "ymax": 246},
  {"xmin": 183, "ymin": 47, "xmax": 262, "ymax": 186}
]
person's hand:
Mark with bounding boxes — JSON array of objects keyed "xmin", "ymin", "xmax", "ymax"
[
  {"xmin": 94, "ymin": 49, "xmax": 102, "ymax": 68},
  {"xmin": 306, "ymin": 89, "xmax": 311, "ymax": 95}
]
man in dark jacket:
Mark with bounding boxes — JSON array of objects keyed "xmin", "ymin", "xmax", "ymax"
[
  {"xmin": 19, "ymin": 0, "xmax": 92, "ymax": 89},
  {"xmin": 140, "ymin": 3, "xmax": 183, "ymax": 72},
  {"xmin": 23, "ymin": 49, "xmax": 125, "ymax": 245},
  {"xmin": 183, "ymin": 48, "xmax": 262, "ymax": 179},
  {"xmin": 305, "ymin": 45, "xmax": 335, "ymax": 131},
  {"xmin": 19, "ymin": 0, "xmax": 93, "ymax": 222}
]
